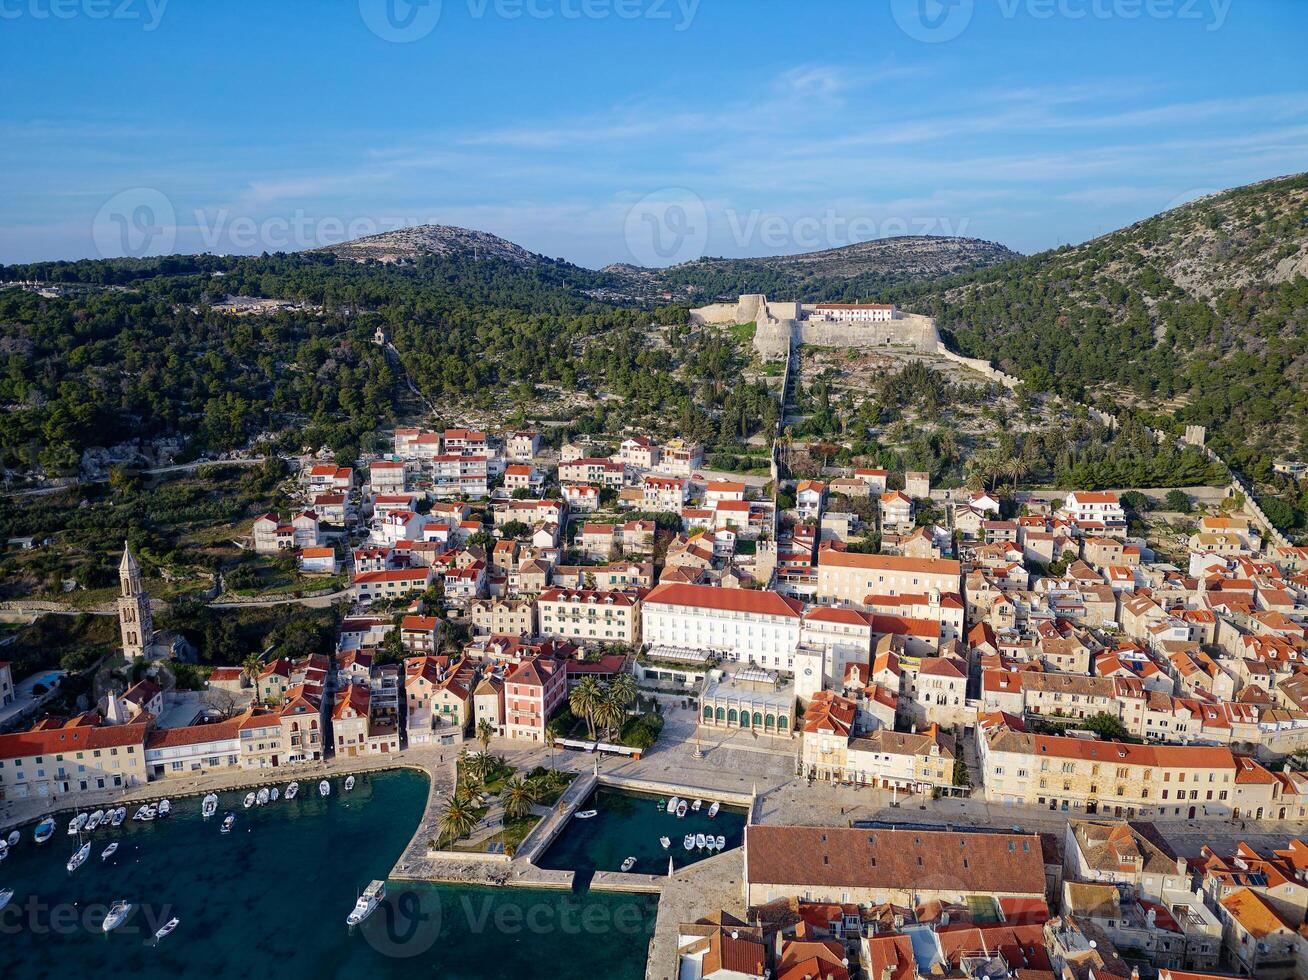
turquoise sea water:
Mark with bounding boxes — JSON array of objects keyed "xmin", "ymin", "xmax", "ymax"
[
  {"xmin": 1, "ymin": 770, "xmax": 656, "ymax": 980},
  {"xmin": 538, "ymin": 787, "xmax": 747, "ymax": 877}
]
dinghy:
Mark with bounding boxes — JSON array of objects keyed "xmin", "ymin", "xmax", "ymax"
[
  {"xmin": 691, "ymin": 799, "xmax": 702, "ymax": 812},
  {"xmin": 620, "ymin": 856, "xmax": 636, "ymax": 872},
  {"xmin": 319, "ymin": 780, "xmax": 331, "ymax": 797},
  {"xmin": 158, "ymin": 799, "xmax": 171, "ymax": 817},
  {"xmin": 0, "ymin": 840, "xmax": 7, "ymax": 861},
  {"xmin": 242, "ymin": 792, "xmax": 256, "ymax": 809},
  {"xmin": 707, "ymin": 801, "xmax": 720, "ymax": 818},
  {"xmin": 255, "ymin": 788, "xmax": 270, "ymax": 806},
  {"xmin": 574, "ymin": 810, "xmax": 598, "ymax": 820},
  {"xmin": 110, "ymin": 807, "xmax": 127, "ymax": 827},
  {"xmin": 101, "ymin": 843, "xmax": 118, "ymax": 860},
  {"xmin": 660, "ymin": 836, "xmax": 671, "ymax": 849},
  {"xmin": 154, "ymin": 917, "xmax": 180, "ymax": 943},
  {"xmin": 695, "ymin": 833, "xmax": 706, "ymax": 849},
  {"xmin": 220, "ymin": 812, "xmax": 235, "ymax": 834},
  {"xmin": 270, "ymin": 787, "xmax": 279, "ymax": 802},
  {"xmin": 0, "ymin": 888, "xmax": 12, "ymax": 910},
  {"xmin": 715, "ymin": 834, "xmax": 725, "ymax": 849},
  {"xmin": 665, "ymin": 796, "xmax": 679, "ymax": 814},
  {"xmin": 676, "ymin": 800, "xmax": 688, "ymax": 818},
  {"xmin": 285, "ymin": 781, "xmax": 299, "ymax": 800},
  {"xmin": 202, "ymin": 794, "xmax": 219, "ymax": 819},
  {"xmin": 6, "ymin": 830, "xmax": 19, "ymax": 847},
  {"xmin": 345, "ymin": 775, "xmax": 355, "ymax": 792},
  {"xmin": 683, "ymin": 834, "xmax": 694, "ymax": 850},
  {"xmin": 86, "ymin": 810, "xmax": 105, "ymax": 831}
]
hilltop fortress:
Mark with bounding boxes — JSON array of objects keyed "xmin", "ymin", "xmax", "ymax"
[{"xmin": 691, "ymin": 294, "xmax": 940, "ymax": 360}]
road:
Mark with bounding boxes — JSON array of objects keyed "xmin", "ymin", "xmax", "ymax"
[{"xmin": 4, "ymin": 457, "xmax": 264, "ymax": 498}]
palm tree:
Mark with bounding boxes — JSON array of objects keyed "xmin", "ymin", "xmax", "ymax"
[
  {"xmin": 241, "ymin": 653, "xmax": 264, "ymax": 701},
  {"xmin": 501, "ymin": 775, "xmax": 538, "ymax": 821},
  {"xmin": 569, "ymin": 676, "xmax": 602, "ymax": 740},
  {"xmin": 611, "ymin": 673, "xmax": 637, "ymax": 712},
  {"xmin": 594, "ymin": 686, "xmax": 626, "ymax": 741},
  {"xmin": 437, "ymin": 792, "xmax": 478, "ymax": 846},
  {"xmin": 476, "ymin": 718, "xmax": 494, "ymax": 754},
  {"xmin": 543, "ymin": 728, "xmax": 557, "ymax": 771}
]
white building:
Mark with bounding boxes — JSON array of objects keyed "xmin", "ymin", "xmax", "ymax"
[
  {"xmin": 807, "ymin": 302, "xmax": 898, "ymax": 322},
  {"xmin": 642, "ymin": 583, "xmax": 803, "ymax": 670},
  {"xmin": 815, "ymin": 552, "xmax": 961, "ymax": 605}
]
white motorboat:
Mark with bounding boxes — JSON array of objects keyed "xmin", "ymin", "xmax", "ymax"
[
  {"xmin": 676, "ymin": 801, "xmax": 688, "ymax": 818},
  {"xmin": 695, "ymin": 833, "xmax": 706, "ymax": 849},
  {"xmin": 255, "ymin": 788, "xmax": 270, "ymax": 806},
  {"xmin": 138, "ymin": 806, "xmax": 157, "ymax": 822},
  {"xmin": 683, "ymin": 834, "xmax": 694, "ymax": 850},
  {"xmin": 66, "ymin": 841, "xmax": 91, "ymax": 873},
  {"xmin": 270, "ymin": 787, "xmax": 279, "ymax": 802},
  {"xmin": 154, "ymin": 917, "xmax": 180, "ymax": 943},
  {"xmin": 691, "ymin": 799, "xmax": 702, "ymax": 812},
  {"xmin": 346, "ymin": 880, "xmax": 385, "ymax": 928},
  {"xmin": 220, "ymin": 812, "xmax": 235, "ymax": 834},
  {"xmin": 132, "ymin": 805, "xmax": 150, "ymax": 821},
  {"xmin": 285, "ymin": 782, "xmax": 299, "ymax": 801},
  {"xmin": 660, "ymin": 836, "xmax": 671, "ymax": 849},
  {"xmin": 665, "ymin": 796, "xmax": 679, "ymax": 814},
  {"xmin": 0, "ymin": 841, "xmax": 7, "ymax": 861},
  {"xmin": 242, "ymin": 792, "xmax": 256, "ymax": 809},
  {"xmin": 0, "ymin": 888, "xmax": 12, "ymax": 910},
  {"xmin": 34, "ymin": 817, "xmax": 55, "ymax": 844},
  {"xmin": 110, "ymin": 807, "xmax": 126, "ymax": 827},
  {"xmin": 707, "ymin": 801, "xmax": 720, "ymax": 818},
  {"xmin": 574, "ymin": 810, "xmax": 598, "ymax": 820},
  {"xmin": 68, "ymin": 812, "xmax": 87, "ymax": 835},
  {"xmin": 620, "ymin": 856, "xmax": 637, "ymax": 872},
  {"xmin": 202, "ymin": 794, "xmax": 219, "ymax": 819},
  {"xmin": 158, "ymin": 799, "xmax": 171, "ymax": 817},
  {"xmin": 319, "ymin": 780, "xmax": 330, "ymax": 797},
  {"xmin": 101, "ymin": 843, "xmax": 118, "ymax": 861},
  {"xmin": 102, "ymin": 900, "xmax": 133, "ymax": 932},
  {"xmin": 86, "ymin": 810, "xmax": 105, "ymax": 831},
  {"xmin": 6, "ymin": 830, "xmax": 19, "ymax": 847},
  {"xmin": 715, "ymin": 834, "xmax": 725, "ymax": 849},
  {"xmin": 345, "ymin": 775, "xmax": 356, "ymax": 792}
]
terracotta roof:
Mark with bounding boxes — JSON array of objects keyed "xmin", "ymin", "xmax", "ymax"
[
  {"xmin": 1220, "ymin": 887, "xmax": 1293, "ymax": 938},
  {"xmin": 819, "ymin": 552, "xmax": 961, "ymax": 576},
  {"xmin": 644, "ymin": 583, "xmax": 802, "ymax": 618},
  {"xmin": 0, "ymin": 721, "xmax": 149, "ymax": 760}
]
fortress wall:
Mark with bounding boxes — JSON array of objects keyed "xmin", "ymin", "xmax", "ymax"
[
  {"xmin": 797, "ymin": 312, "xmax": 939, "ymax": 352},
  {"xmin": 689, "ymin": 302, "xmax": 740, "ymax": 325}
]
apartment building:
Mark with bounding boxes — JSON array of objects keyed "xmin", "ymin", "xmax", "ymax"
[
  {"xmin": 642, "ymin": 582, "xmax": 804, "ymax": 670},
  {"xmin": 537, "ymin": 588, "xmax": 641, "ymax": 645},
  {"xmin": 816, "ymin": 552, "xmax": 961, "ymax": 605}
]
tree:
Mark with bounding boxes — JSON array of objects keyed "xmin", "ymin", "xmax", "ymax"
[
  {"xmin": 594, "ymin": 685, "xmax": 626, "ymax": 741},
  {"xmin": 568, "ymin": 676, "xmax": 602, "ymax": 740},
  {"xmin": 476, "ymin": 718, "xmax": 494, "ymax": 754},
  {"xmin": 437, "ymin": 792, "xmax": 478, "ymax": 845},
  {"xmin": 543, "ymin": 728, "xmax": 557, "ymax": 770},
  {"xmin": 1164, "ymin": 489, "xmax": 1192, "ymax": 513},
  {"xmin": 241, "ymin": 653, "xmax": 264, "ymax": 699},
  {"xmin": 501, "ymin": 775, "xmax": 538, "ymax": 821},
  {"xmin": 1082, "ymin": 712, "xmax": 1133, "ymax": 743}
]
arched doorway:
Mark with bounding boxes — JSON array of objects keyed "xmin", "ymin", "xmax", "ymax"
[{"xmin": 1188, "ymin": 806, "xmax": 1196, "ymax": 819}]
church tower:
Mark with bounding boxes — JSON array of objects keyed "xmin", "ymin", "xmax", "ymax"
[{"xmin": 118, "ymin": 542, "xmax": 154, "ymax": 660}]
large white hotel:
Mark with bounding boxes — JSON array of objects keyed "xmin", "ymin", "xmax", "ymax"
[{"xmin": 642, "ymin": 583, "xmax": 804, "ymax": 670}]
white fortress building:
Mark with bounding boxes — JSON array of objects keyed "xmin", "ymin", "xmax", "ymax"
[{"xmin": 690, "ymin": 294, "xmax": 940, "ymax": 360}]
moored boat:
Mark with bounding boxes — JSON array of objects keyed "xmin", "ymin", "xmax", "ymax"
[
  {"xmin": 715, "ymin": 834, "xmax": 725, "ymax": 849},
  {"xmin": 346, "ymin": 880, "xmax": 386, "ymax": 927},
  {"xmin": 110, "ymin": 807, "xmax": 126, "ymax": 827},
  {"xmin": 242, "ymin": 792, "xmax": 256, "ymax": 809},
  {"xmin": 202, "ymin": 794, "xmax": 218, "ymax": 819},
  {"xmin": 683, "ymin": 834, "xmax": 694, "ymax": 850},
  {"xmin": 101, "ymin": 842, "xmax": 118, "ymax": 860},
  {"xmin": 138, "ymin": 806, "xmax": 157, "ymax": 822},
  {"xmin": 132, "ymin": 805, "xmax": 151, "ymax": 821},
  {"xmin": 319, "ymin": 780, "xmax": 330, "ymax": 797},
  {"xmin": 574, "ymin": 809, "xmax": 598, "ymax": 820},
  {"xmin": 154, "ymin": 917, "xmax": 180, "ymax": 943},
  {"xmin": 158, "ymin": 799, "xmax": 171, "ymax": 817},
  {"xmin": 695, "ymin": 833, "xmax": 706, "ymax": 849},
  {"xmin": 0, "ymin": 888, "xmax": 12, "ymax": 910},
  {"xmin": 67, "ymin": 841, "xmax": 91, "ymax": 873},
  {"xmin": 270, "ymin": 787, "xmax": 279, "ymax": 802},
  {"xmin": 691, "ymin": 799, "xmax": 702, "ymax": 812},
  {"xmin": 620, "ymin": 856, "xmax": 636, "ymax": 872},
  {"xmin": 707, "ymin": 801, "xmax": 720, "ymax": 818},
  {"xmin": 86, "ymin": 810, "xmax": 105, "ymax": 831},
  {"xmin": 0, "ymin": 840, "xmax": 7, "ymax": 861},
  {"xmin": 68, "ymin": 812, "xmax": 87, "ymax": 835},
  {"xmin": 345, "ymin": 775, "xmax": 355, "ymax": 792},
  {"xmin": 6, "ymin": 830, "xmax": 18, "ymax": 847},
  {"xmin": 220, "ymin": 812, "xmax": 235, "ymax": 834},
  {"xmin": 665, "ymin": 796, "xmax": 679, "ymax": 814},
  {"xmin": 660, "ymin": 836, "xmax": 670, "ymax": 849},
  {"xmin": 102, "ymin": 900, "xmax": 133, "ymax": 932},
  {"xmin": 34, "ymin": 817, "xmax": 56, "ymax": 844},
  {"xmin": 255, "ymin": 788, "xmax": 270, "ymax": 806},
  {"xmin": 676, "ymin": 800, "xmax": 688, "ymax": 818},
  {"xmin": 285, "ymin": 781, "xmax": 299, "ymax": 800}
]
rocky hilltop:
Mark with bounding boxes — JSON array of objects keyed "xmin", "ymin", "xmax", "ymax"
[{"xmin": 316, "ymin": 224, "xmax": 550, "ymax": 266}]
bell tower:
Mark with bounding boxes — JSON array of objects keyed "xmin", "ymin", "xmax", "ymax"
[{"xmin": 118, "ymin": 542, "xmax": 154, "ymax": 660}]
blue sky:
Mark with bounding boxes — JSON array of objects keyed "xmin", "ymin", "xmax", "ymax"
[{"xmin": 1, "ymin": 0, "xmax": 1305, "ymax": 266}]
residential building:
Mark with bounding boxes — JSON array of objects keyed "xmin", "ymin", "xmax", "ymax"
[
  {"xmin": 0, "ymin": 719, "xmax": 149, "ymax": 801},
  {"xmin": 504, "ymin": 657, "xmax": 567, "ymax": 742},
  {"xmin": 816, "ymin": 552, "xmax": 961, "ymax": 605},
  {"xmin": 643, "ymin": 582, "xmax": 804, "ymax": 670},
  {"xmin": 537, "ymin": 588, "xmax": 641, "ymax": 645}
]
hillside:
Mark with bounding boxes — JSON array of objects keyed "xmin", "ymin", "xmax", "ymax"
[
  {"xmin": 899, "ymin": 173, "xmax": 1308, "ymax": 531},
  {"xmin": 315, "ymin": 224, "xmax": 552, "ymax": 266},
  {"xmin": 606, "ymin": 235, "xmax": 1019, "ymax": 303}
]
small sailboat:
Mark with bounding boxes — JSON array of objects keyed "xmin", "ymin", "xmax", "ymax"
[
  {"xmin": 0, "ymin": 888, "xmax": 12, "ymax": 911},
  {"xmin": 665, "ymin": 796, "xmax": 679, "ymax": 814},
  {"xmin": 676, "ymin": 800, "xmax": 688, "ymax": 818},
  {"xmin": 67, "ymin": 841, "xmax": 91, "ymax": 873},
  {"xmin": 242, "ymin": 792, "xmax": 256, "ymax": 809},
  {"xmin": 285, "ymin": 781, "xmax": 299, "ymax": 800},
  {"xmin": 345, "ymin": 775, "xmax": 355, "ymax": 792},
  {"xmin": 695, "ymin": 833, "xmax": 706, "ymax": 849},
  {"xmin": 220, "ymin": 812, "xmax": 235, "ymax": 834},
  {"xmin": 620, "ymin": 856, "xmax": 637, "ymax": 872},
  {"xmin": 574, "ymin": 810, "xmax": 598, "ymax": 820},
  {"xmin": 68, "ymin": 812, "xmax": 87, "ymax": 835},
  {"xmin": 6, "ymin": 830, "xmax": 18, "ymax": 847},
  {"xmin": 255, "ymin": 788, "xmax": 270, "ymax": 806},
  {"xmin": 86, "ymin": 810, "xmax": 105, "ymax": 831},
  {"xmin": 691, "ymin": 799, "xmax": 702, "ymax": 812},
  {"xmin": 34, "ymin": 816, "xmax": 55, "ymax": 844},
  {"xmin": 319, "ymin": 780, "xmax": 331, "ymax": 797},
  {"xmin": 683, "ymin": 834, "xmax": 694, "ymax": 850},
  {"xmin": 101, "ymin": 900, "xmax": 133, "ymax": 932},
  {"xmin": 707, "ymin": 801, "xmax": 720, "ymax": 818},
  {"xmin": 715, "ymin": 834, "xmax": 725, "ymax": 849},
  {"xmin": 158, "ymin": 799, "xmax": 171, "ymax": 817},
  {"xmin": 110, "ymin": 807, "xmax": 126, "ymax": 827},
  {"xmin": 202, "ymin": 794, "xmax": 219, "ymax": 819},
  {"xmin": 154, "ymin": 917, "xmax": 180, "ymax": 943},
  {"xmin": 346, "ymin": 880, "xmax": 385, "ymax": 928},
  {"xmin": 270, "ymin": 787, "xmax": 279, "ymax": 802},
  {"xmin": 660, "ymin": 836, "xmax": 671, "ymax": 849},
  {"xmin": 101, "ymin": 842, "xmax": 118, "ymax": 861}
]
